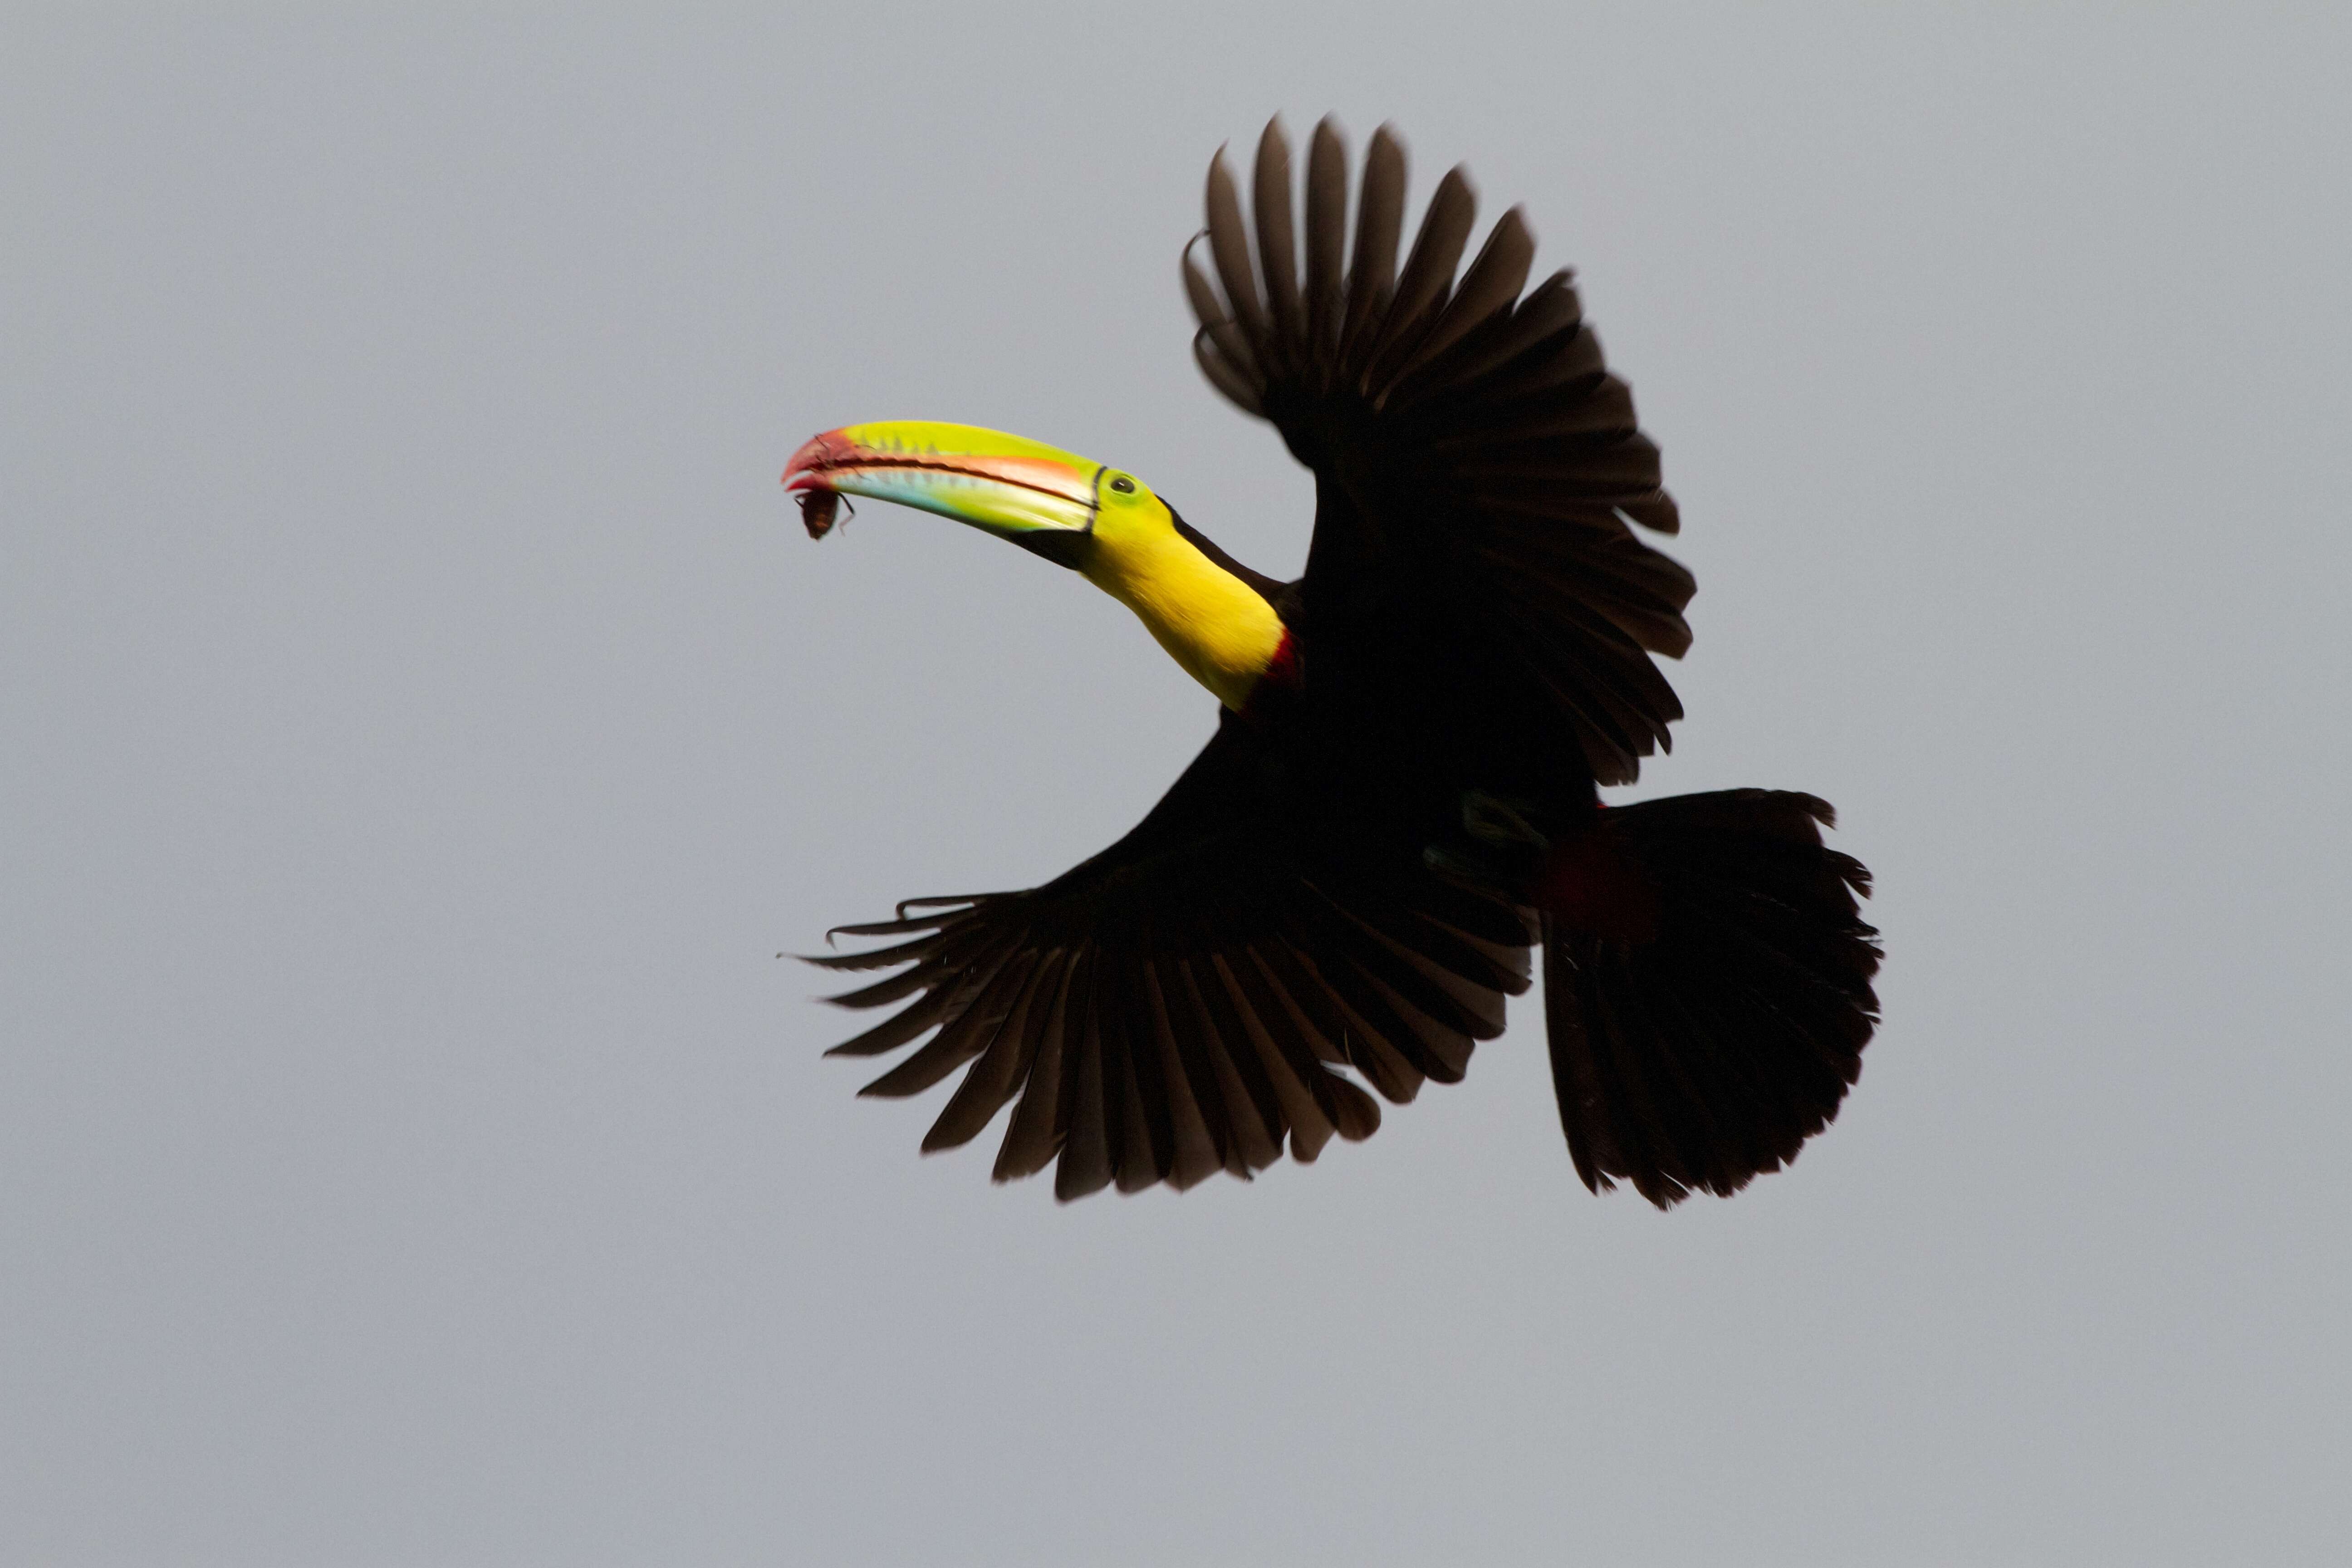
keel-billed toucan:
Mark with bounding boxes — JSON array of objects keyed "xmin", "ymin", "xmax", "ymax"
[{"xmin": 785, "ymin": 119, "xmax": 1881, "ymax": 1206}]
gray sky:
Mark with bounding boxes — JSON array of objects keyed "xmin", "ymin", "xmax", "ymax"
[{"xmin": 5, "ymin": 5, "xmax": 2347, "ymax": 1564}]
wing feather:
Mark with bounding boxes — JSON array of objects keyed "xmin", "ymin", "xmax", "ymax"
[
  {"xmin": 815, "ymin": 723, "xmax": 1525, "ymax": 1198},
  {"xmin": 1340, "ymin": 126, "xmax": 1406, "ymax": 368},
  {"xmin": 1055, "ymin": 956, "xmax": 1116, "ymax": 1200},
  {"xmin": 857, "ymin": 947, "xmax": 1036, "ymax": 1098},
  {"xmin": 1379, "ymin": 165, "xmax": 1475, "ymax": 358},
  {"xmin": 1142, "ymin": 961, "xmax": 1225, "ymax": 1189},
  {"xmin": 922, "ymin": 950, "xmax": 1062, "ymax": 1151},
  {"xmin": 1303, "ymin": 117, "xmax": 1349, "ymax": 368},
  {"xmin": 1252, "ymin": 119, "xmax": 1303, "ymax": 358},
  {"xmin": 1204, "ymin": 150, "xmax": 1269, "ymax": 353},
  {"xmin": 1181, "ymin": 121, "xmax": 1695, "ymax": 785},
  {"xmin": 992, "ymin": 951, "xmax": 1078, "ymax": 1180},
  {"xmin": 1391, "ymin": 205, "xmax": 1534, "ymax": 386}
]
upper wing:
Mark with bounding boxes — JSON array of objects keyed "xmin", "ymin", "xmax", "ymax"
[
  {"xmin": 809, "ymin": 718, "xmax": 1531, "ymax": 1200},
  {"xmin": 1183, "ymin": 118, "xmax": 1696, "ymax": 786}
]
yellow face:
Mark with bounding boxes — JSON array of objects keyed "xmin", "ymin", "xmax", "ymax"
[{"xmin": 1084, "ymin": 462, "xmax": 1176, "ymax": 547}]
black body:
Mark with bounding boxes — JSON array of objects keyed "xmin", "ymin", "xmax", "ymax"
[{"xmin": 810, "ymin": 120, "xmax": 1881, "ymax": 1205}]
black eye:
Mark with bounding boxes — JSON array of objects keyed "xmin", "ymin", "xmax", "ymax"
[{"xmin": 1108, "ymin": 475, "xmax": 1136, "ymax": 494}]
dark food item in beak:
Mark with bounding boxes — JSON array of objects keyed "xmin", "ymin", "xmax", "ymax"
[{"xmin": 797, "ymin": 486, "xmax": 843, "ymax": 540}]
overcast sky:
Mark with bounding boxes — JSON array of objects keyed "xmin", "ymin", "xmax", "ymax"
[{"xmin": 5, "ymin": 5, "xmax": 2348, "ymax": 1564}]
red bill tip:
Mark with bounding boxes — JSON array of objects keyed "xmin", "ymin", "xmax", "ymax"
[{"xmin": 782, "ymin": 429, "xmax": 851, "ymax": 490}]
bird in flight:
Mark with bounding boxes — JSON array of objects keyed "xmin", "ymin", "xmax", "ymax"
[{"xmin": 784, "ymin": 118, "xmax": 1881, "ymax": 1207}]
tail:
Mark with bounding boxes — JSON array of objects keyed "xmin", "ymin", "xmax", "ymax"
[{"xmin": 1539, "ymin": 790, "xmax": 1882, "ymax": 1207}]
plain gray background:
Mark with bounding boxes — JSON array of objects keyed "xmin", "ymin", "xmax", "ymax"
[{"xmin": 6, "ymin": 5, "xmax": 2347, "ymax": 1564}]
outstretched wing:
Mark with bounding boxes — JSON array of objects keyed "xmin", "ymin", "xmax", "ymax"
[
  {"xmin": 1184, "ymin": 118, "xmax": 1695, "ymax": 786},
  {"xmin": 809, "ymin": 719, "xmax": 1532, "ymax": 1200}
]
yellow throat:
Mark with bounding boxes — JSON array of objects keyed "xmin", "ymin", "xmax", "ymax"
[{"xmin": 1081, "ymin": 505, "xmax": 1286, "ymax": 711}]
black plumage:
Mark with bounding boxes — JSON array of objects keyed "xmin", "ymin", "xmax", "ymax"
[{"xmin": 809, "ymin": 118, "xmax": 1880, "ymax": 1205}]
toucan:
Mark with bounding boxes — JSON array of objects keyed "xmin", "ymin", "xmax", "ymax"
[{"xmin": 784, "ymin": 119, "xmax": 1881, "ymax": 1206}]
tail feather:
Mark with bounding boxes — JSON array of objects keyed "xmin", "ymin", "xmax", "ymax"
[{"xmin": 1541, "ymin": 789, "xmax": 1881, "ymax": 1207}]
